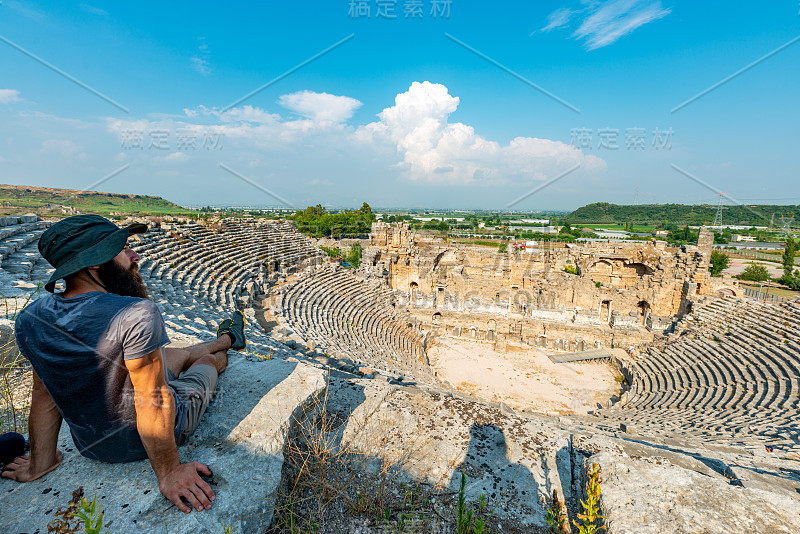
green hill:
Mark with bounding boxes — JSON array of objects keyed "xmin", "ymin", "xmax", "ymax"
[
  {"xmin": 0, "ymin": 184, "xmax": 191, "ymax": 217},
  {"xmin": 567, "ymin": 202, "xmax": 800, "ymax": 227}
]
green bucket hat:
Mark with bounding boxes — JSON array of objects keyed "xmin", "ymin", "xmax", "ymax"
[{"xmin": 38, "ymin": 214, "xmax": 148, "ymax": 292}]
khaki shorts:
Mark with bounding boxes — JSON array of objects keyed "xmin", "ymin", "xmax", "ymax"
[{"xmin": 167, "ymin": 364, "xmax": 218, "ymax": 445}]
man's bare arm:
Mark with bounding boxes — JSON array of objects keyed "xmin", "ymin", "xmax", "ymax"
[
  {"xmin": 125, "ymin": 349, "xmax": 215, "ymax": 513},
  {"xmin": 1, "ymin": 369, "xmax": 63, "ymax": 481}
]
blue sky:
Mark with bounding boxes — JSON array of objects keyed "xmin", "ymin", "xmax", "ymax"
[{"xmin": 0, "ymin": 1, "xmax": 798, "ymax": 210}]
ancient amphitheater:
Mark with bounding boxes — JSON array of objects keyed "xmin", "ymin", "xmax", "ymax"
[{"xmin": 1, "ymin": 215, "xmax": 798, "ymax": 533}]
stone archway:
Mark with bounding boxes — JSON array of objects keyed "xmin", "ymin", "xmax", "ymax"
[
  {"xmin": 600, "ymin": 300, "xmax": 612, "ymax": 322},
  {"xmin": 637, "ymin": 300, "xmax": 650, "ymax": 325}
]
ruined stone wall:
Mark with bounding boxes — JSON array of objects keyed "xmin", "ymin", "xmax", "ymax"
[
  {"xmin": 361, "ymin": 222, "xmax": 740, "ymax": 341},
  {"xmin": 415, "ymin": 309, "xmax": 653, "ymax": 351}
]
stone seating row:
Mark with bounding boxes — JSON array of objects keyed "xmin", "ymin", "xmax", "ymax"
[
  {"xmin": 0, "ymin": 221, "xmax": 54, "ymax": 293},
  {"xmin": 591, "ymin": 297, "xmax": 800, "ymax": 456},
  {"xmin": 128, "ymin": 219, "xmax": 330, "ymax": 359},
  {"xmin": 133, "ymin": 223, "xmax": 322, "ymax": 298},
  {"xmin": 137, "ymin": 263, "xmax": 293, "ymax": 359},
  {"xmin": 279, "ymin": 266, "xmax": 428, "ymax": 378},
  {"xmin": 0, "ymin": 222, "xmax": 50, "ymax": 262},
  {"xmin": 578, "ymin": 404, "xmax": 800, "ymax": 456}
]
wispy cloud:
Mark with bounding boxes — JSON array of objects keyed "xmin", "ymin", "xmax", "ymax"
[
  {"xmin": 191, "ymin": 37, "xmax": 211, "ymax": 76},
  {"xmin": 0, "ymin": 89, "xmax": 22, "ymax": 104},
  {"xmin": 540, "ymin": 0, "xmax": 671, "ymax": 50},
  {"xmin": 3, "ymin": 0, "xmax": 46, "ymax": 22},
  {"xmin": 540, "ymin": 8, "xmax": 574, "ymax": 33},
  {"xmin": 78, "ymin": 4, "xmax": 110, "ymax": 18}
]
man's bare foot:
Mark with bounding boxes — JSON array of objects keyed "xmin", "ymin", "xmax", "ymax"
[{"xmin": 0, "ymin": 449, "xmax": 63, "ymax": 482}]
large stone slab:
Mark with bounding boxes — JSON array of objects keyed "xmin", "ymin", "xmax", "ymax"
[
  {"xmin": 0, "ymin": 356, "xmax": 327, "ymax": 534},
  {"xmin": 591, "ymin": 451, "xmax": 799, "ymax": 534},
  {"xmin": 329, "ymin": 378, "xmax": 572, "ymax": 530}
]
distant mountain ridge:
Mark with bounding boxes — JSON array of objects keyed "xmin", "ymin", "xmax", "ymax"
[
  {"xmin": 567, "ymin": 202, "xmax": 800, "ymax": 226},
  {"xmin": 0, "ymin": 183, "xmax": 189, "ymax": 216}
]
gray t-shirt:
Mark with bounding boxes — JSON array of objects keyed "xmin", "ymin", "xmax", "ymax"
[{"xmin": 15, "ymin": 291, "xmax": 185, "ymax": 463}]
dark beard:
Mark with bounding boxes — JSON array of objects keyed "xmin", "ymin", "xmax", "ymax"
[{"xmin": 97, "ymin": 259, "xmax": 150, "ymax": 299}]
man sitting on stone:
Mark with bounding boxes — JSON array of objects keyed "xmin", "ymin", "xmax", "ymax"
[{"xmin": 1, "ymin": 215, "xmax": 246, "ymax": 514}]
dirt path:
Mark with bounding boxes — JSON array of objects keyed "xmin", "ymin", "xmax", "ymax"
[{"xmin": 428, "ymin": 338, "xmax": 621, "ymax": 415}]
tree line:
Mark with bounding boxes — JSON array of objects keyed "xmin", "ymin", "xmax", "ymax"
[
  {"xmin": 568, "ymin": 202, "xmax": 800, "ymax": 227},
  {"xmin": 291, "ymin": 203, "xmax": 376, "ymax": 238}
]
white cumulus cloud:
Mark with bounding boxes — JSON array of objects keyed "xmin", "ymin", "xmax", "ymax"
[
  {"xmin": 0, "ymin": 89, "xmax": 22, "ymax": 104},
  {"xmin": 357, "ymin": 81, "xmax": 603, "ymax": 184},
  {"xmin": 104, "ymin": 83, "xmax": 603, "ymax": 190},
  {"xmin": 279, "ymin": 90, "xmax": 362, "ymax": 122}
]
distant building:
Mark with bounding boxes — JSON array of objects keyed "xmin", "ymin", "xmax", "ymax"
[
  {"xmin": 732, "ymin": 234, "xmax": 756, "ymax": 242},
  {"xmin": 652, "ymin": 229, "xmax": 669, "ymax": 237},
  {"xmin": 509, "ymin": 218, "xmax": 549, "ymax": 224},
  {"xmin": 691, "ymin": 225, "xmax": 768, "ymax": 231}
]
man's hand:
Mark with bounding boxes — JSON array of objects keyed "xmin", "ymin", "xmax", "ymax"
[
  {"xmin": 1, "ymin": 368, "xmax": 63, "ymax": 483},
  {"xmin": 126, "ymin": 349, "xmax": 215, "ymax": 513},
  {"xmin": 1, "ymin": 449, "xmax": 63, "ymax": 482},
  {"xmin": 158, "ymin": 461, "xmax": 215, "ymax": 513}
]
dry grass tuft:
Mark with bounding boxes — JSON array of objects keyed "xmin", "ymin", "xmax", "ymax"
[
  {"xmin": 268, "ymin": 379, "xmax": 508, "ymax": 533},
  {"xmin": 1, "ymin": 291, "xmax": 38, "ymax": 434}
]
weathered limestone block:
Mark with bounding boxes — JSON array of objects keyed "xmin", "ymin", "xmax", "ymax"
[
  {"xmin": 574, "ymin": 310, "xmax": 607, "ymax": 327},
  {"xmin": 590, "ymin": 451, "xmax": 799, "ymax": 534},
  {"xmin": 609, "ymin": 311, "xmax": 640, "ymax": 330},
  {"xmin": 0, "ymin": 357, "xmax": 327, "ymax": 534},
  {"xmin": 332, "ymin": 378, "xmax": 570, "ymax": 530}
]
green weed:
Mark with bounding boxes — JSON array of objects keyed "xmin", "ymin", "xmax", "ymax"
[
  {"xmin": 573, "ymin": 463, "xmax": 606, "ymax": 534},
  {"xmin": 47, "ymin": 487, "xmax": 110, "ymax": 534},
  {"xmin": 545, "ymin": 488, "xmax": 568, "ymax": 534}
]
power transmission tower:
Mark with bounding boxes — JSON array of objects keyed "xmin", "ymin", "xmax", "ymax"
[
  {"xmin": 711, "ymin": 192, "xmax": 727, "ymax": 227},
  {"xmin": 778, "ymin": 215, "xmax": 794, "ymax": 240},
  {"xmin": 633, "ymin": 186, "xmax": 640, "ymax": 205}
]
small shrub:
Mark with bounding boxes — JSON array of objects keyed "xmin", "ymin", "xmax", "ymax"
[
  {"xmin": 345, "ymin": 243, "xmax": 362, "ymax": 268},
  {"xmin": 545, "ymin": 488, "xmax": 568, "ymax": 534},
  {"xmin": 564, "ymin": 265, "xmax": 579, "ymax": 275},
  {"xmin": 319, "ymin": 245, "xmax": 340, "ymax": 258},
  {"xmin": 454, "ymin": 473, "xmax": 490, "ymax": 534},
  {"xmin": 735, "ymin": 263, "xmax": 770, "ymax": 282},
  {"xmin": 709, "ymin": 251, "xmax": 730, "ymax": 277},
  {"xmin": 47, "ymin": 487, "xmax": 110, "ymax": 534}
]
